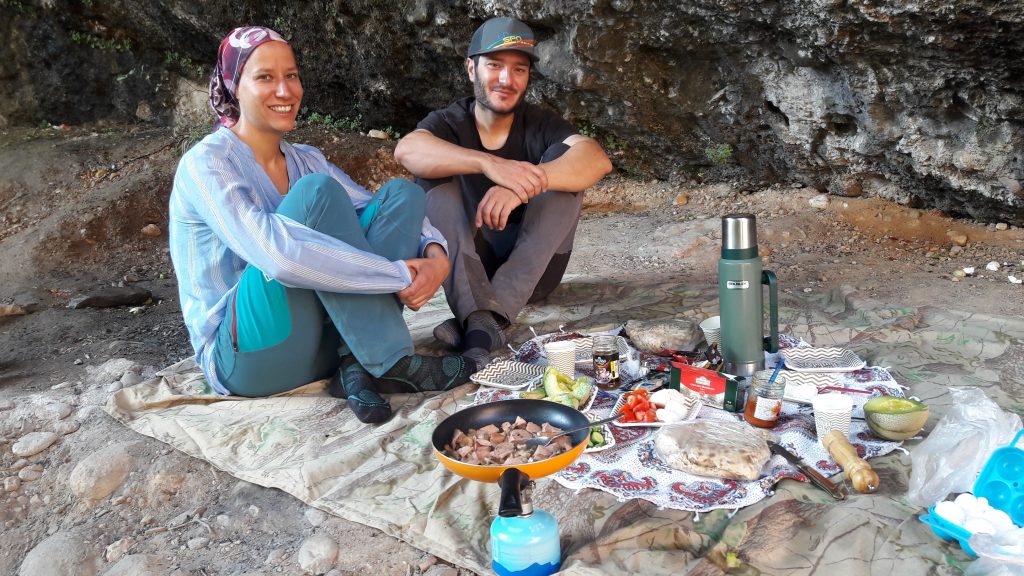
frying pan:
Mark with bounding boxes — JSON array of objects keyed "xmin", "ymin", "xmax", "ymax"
[{"xmin": 432, "ymin": 399, "xmax": 590, "ymax": 516}]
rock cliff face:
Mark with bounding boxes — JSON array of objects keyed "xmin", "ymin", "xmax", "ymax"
[{"xmin": 2, "ymin": 0, "xmax": 1022, "ymax": 224}]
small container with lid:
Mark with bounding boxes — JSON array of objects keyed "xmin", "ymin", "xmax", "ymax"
[
  {"xmin": 592, "ymin": 335, "xmax": 620, "ymax": 390},
  {"xmin": 744, "ymin": 369, "xmax": 785, "ymax": 428}
]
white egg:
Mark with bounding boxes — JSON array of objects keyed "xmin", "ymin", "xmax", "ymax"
[
  {"xmin": 985, "ymin": 508, "xmax": 1015, "ymax": 530},
  {"xmin": 934, "ymin": 501, "xmax": 966, "ymax": 526},
  {"xmin": 954, "ymin": 492, "xmax": 977, "ymax": 508},
  {"xmin": 963, "ymin": 517, "xmax": 996, "ymax": 535},
  {"xmin": 976, "ymin": 496, "xmax": 990, "ymax": 509}
]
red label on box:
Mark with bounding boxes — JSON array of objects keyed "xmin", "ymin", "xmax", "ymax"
[{"xmin": 673, "ymin": 362, "xmax": 727, "ymax": 394}]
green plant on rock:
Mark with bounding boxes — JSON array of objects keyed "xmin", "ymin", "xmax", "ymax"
[
  {"xmin": 176, "ymin": 123, "xmax": 211, "ymax": 155},
  {"xmin": 577, "ymin": 122, "xmax": 598, "ymax": 138},
  {"xmin": 272, "ymin": 17, "xmax": 293, "ymax": 40},
  {"xmin": 70, "ymin": 30, "xmax": 131, "ymax": 52},
  {"xmin": 302, "ymin": 111, "xmax": 364, "ymax": 133},
  {"xmin": 603, "ymin": 134, "xmax": 626, "ymax": 153},
  {"xmin": 165, "ymin": 51, "xmax": 206, "ymax": 80},
  {"xmin": 382, "ymin": 126, "xmax": 400, "ymax": 140},
  {"xmin": 704, "ymin": 143, "xmax": 733, "ymax": 165}
]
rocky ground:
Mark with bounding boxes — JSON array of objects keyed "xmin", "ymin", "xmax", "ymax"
[{"xmin": 0, "ymin": 125, "xmax": 1022, "ymax": 575}]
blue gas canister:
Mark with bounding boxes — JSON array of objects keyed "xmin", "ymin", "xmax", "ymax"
[{"xmin": 490, "ymin": 469, "xmax": 561, "ymax": 576}]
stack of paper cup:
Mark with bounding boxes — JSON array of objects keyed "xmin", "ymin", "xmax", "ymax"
[
  {"xmin": 812, "ymin": 393, "xmax": 853, "ymax": 444},
  {"xmin": 699, "ymin": 316, "xmax": 722, "ymax": 347},
  {"xmin": 543, "ymin": 340, "xmax": 577, "ymax": 379}
]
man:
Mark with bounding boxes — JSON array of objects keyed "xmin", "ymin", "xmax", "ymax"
[{"xmin": 395, "ymin": 16, "xmax": 612, "ymax": 366}]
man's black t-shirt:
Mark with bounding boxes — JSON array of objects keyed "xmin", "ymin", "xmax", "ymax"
[{"xmin": 414, "ymin": 96, "xmax": 577, "ymax": 207}]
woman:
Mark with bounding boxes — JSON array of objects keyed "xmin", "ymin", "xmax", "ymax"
[{"xmin": 169, "ymin": 26, "xmax": 475, "ymax": 424}]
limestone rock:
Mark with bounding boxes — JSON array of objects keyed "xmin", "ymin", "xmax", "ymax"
[
  {"xmin": 69, "ymin": 444, "xmax": 132, "ymax": 500},
  {"xmin": 947, "ymin": 230, "xmax": 968, "ymax": 247},
  {"xmin": 68, "ymin": 287, "xmax": 151, "ymax": 309},
  {"xmin": 625, "ymin": 319, "xmax": 702, "ymax": 354},
  {"xmin": 147, "ymin": 455, "xmax": 187, "ymax": 495},
  {"xmin": 19, "ymin": 530, "xmax": 98, "ymax": 576},
  {"xmin": 102, "ymin": 554, "xmax": 168, "ymax": 576},
  {"xmin": 141, "ymin": 223, "xmax": 161, "ymax": 237},
  {"xmin": 808, "ymin": 194, "xmax": 829, "ymax": 209},
  {"xmin": 12, "ymin": 432, "xmax": 59, "ymax": 457},
  {"xmin": 297, "ymin": 534, "xmax": 338, "ymax": 575},
  {"xmin": 104, "ymin": 537, "xmax": 135, "ymax": 563},
  {"xmin": 305, "ymin": 507, "xmax": 328, "ymax": 527},
  {"xmin": 55, "ymin": 420, "xmax": 81, "ymax": 435},
  {"xmin": 423, "ymin": 565, "xmax": 459, "ymax": 576}
]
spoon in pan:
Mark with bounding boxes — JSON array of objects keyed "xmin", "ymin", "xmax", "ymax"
[{"xmin": 516, "ymin": 413, "xmax": 625, "ymax": 448}]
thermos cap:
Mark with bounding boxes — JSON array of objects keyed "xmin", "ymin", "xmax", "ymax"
[{"xmin": 722, "ymin": 213, "xmax": 758, "ymax": 253}]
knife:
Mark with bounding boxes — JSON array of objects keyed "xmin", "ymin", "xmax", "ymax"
[{"xmin": 767, "ymin": 440, "xmax": 846, "ymax": 500}]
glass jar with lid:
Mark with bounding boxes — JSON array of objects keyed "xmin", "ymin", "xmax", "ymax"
[
  {"xmin": 592, "ymin": 335, "xmax": 620, "ymax": 390},
  {"xmin": 743, "ymin": 369, "xmax": 785, "ymax": 428}
]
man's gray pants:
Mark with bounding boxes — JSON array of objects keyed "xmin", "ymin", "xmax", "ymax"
[{"xmin": 423, "ymin": 148, "xmax": 583, "ymax": 325}]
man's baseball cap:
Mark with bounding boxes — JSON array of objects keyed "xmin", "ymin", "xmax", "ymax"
[{"xmin": 467, "ymin": 17, "xmax": 539, "ymax": 62}]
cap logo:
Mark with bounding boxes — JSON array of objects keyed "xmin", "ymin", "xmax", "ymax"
[{"xmin": 486, "ymin": 34, "xmax": 536, "ymax": 51}]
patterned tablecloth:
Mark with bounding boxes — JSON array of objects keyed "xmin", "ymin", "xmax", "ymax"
[{"xmin": 475, "ymin": 332, "xmax": 906, "ymax": 512}]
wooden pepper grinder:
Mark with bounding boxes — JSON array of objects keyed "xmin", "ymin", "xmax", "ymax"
[{"xmin": 823, "ymin": 430, "xmax": 880, "ymax": 494}]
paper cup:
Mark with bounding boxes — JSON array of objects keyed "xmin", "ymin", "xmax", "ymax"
[
  {"xmin": 544, "ymin": 340, "xmax": 577, "ymax": 379},
  {"xmin": 699, "ymin": 316, "xmax": 722, "ymax": 347},
  {"xmin": 812, "ymin": 393, "xmax": 853, "ymax": 443}
]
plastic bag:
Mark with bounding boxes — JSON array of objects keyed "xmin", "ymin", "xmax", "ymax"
[
  {"xmin": 654, "ymin": 420, "xmax": 773, "ymax": 481},
  {"xmin": 907, "ymin": 387, "xmax": 1022, "ymax": 507},
  {"xmin": 965, "ymin": 527, "xmax": 1024, "ymax": 576}
]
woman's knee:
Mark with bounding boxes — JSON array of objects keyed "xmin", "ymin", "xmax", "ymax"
[
  {"xmin": 279, "ymin": 173, "xmax": 356, "ymax": 225},
  {"xmin": 378, "ymin": 178, "xmax": 426, "ymax": 212}
]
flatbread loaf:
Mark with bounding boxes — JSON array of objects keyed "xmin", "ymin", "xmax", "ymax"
[{"xmin": 655, "ymin": 420, "xmax": 772, "ymax": 481}]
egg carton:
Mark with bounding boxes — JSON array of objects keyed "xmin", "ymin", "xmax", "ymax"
[{"xmin": 919, "ymin": 429, "xmax": 1024, "ymax": 556}]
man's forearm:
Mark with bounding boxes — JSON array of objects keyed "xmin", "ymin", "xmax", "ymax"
[
  {"xmin": 541, "ymin": 137, "xmax": 613, "ymax": 193},
  {"xmin": 395, "ymin": 130, "xmax": 488, "ymax": 179}
]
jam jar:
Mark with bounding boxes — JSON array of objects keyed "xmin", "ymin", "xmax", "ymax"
[
  {"xmin": 744, "ymin": 369, "xmax": 785, "ymax": 428},
  {"xmin": 592, "ymin": 335, "xmax": 620, "ymax": 390}
]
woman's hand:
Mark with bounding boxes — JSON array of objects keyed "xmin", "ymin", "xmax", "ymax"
[{"xmin": 399, "ymin": 244, "xmax": 449, "ymax": 310}]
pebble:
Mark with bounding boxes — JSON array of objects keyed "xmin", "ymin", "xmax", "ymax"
[
  {"xmin": 4, "ymin": 477, "xmax": 21, "ymax": 492},
  {"xmin": 674, "ymin": 192, "xmax": 688, "ymax": 206},
  {"xmin": 996, "ymin": 222, "xmax": 1009, "ymax": 230},
  {"xmin": 120, "ymin": 371, "xmax": 144, "ymax": 386},
  {"xmin": 102, "ymin": 554, "xmax": 168, "ymax": 576},
  {"xmin": 105, "ymin": 537, "xmax": 135, "ymax": 562},
  {"xmin": 54, "ymin": 420, "xmax": 81, "ymax": 435},
  {"xmin": 149, "ymin": 456, "xmax": 188, "ymax": 496},
  {"xmin": 304, "ymin": 508, "xmax": 327, "ymax": 527},
  {"xmin": 18, "ymin": 467, "xmax": 42, "ymax": 481},
  {"xmin": 265, "ymin": 548, "xmax": 288, "ymax": 566},
  {"xmin": 949, "ymin": 245, "xmax": 964, "ymax": 256},
  {"xmin": 18, "ymin": 530, "xmax": 98, "ymax": 576},
  {"xmin": 69, "ymin": 443, "xmax": 132, "ymax": 500},
  {"xmin": 186, "ymin": 537, "xmax": 209, "ymax": 550},
  {"xmin": 296, "ymin": 534, "xmax": 338, "ymax": 574},
  {"xmin": 986, "ymin": 261, "xmax": 1000, "ymax": 271},
  {"xmin": 954, "ymin": 269, "xmax": 967, "ymax": 277},
  {"xmin": 808, "ymin": 194, "xmax": 829, "ymax": 209},
  {"xmin": 12, "ymin": 432, "xmax": 60, "ymax": 457},
  {"xmin": 946, "ymin": 230, "xmax": 968, "ymax": 246},
  {"xmin": 141, "ymin": 224, "xmax": 162, "ymax": 237},
  {"xmin": 51, "ymin": 381, "xmax": 75, "ymax": 390},
  {"xmin": 38, "ymin": 402, "xmax": 73, "ymax": 420},
  {"xmin": 423, "ymin": 565, "xmax": 459, "ymax": 576},
  {"xmin": 105, "ymin": 382, "xmax": 124, "ymax": 393},
  {"xmin": 12, "ymin": 459, "xmax": 29, "ymax": 471},
  {"xmin": 418, "ymin": 554, "xmax": 439, "ymax": 572},
  {"xmin": 367, "ymin": 129, "xmax": 389, "ymax": 140}
]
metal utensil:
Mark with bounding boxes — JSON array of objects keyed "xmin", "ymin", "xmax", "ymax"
[
  {"xmin": 767, "ymin": 440, "xmax": 846, "ymax": 500},
  {"xmin": 517, "ymin": 413, "xmax": 624, "ymax": 447}
]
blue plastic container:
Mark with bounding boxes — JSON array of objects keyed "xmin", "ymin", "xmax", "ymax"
[{"xmin": 919, "ymin": 429, "xmax": 1024, "ymax": 556}]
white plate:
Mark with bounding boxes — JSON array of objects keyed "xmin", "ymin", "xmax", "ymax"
[
  {"xmin": 583, "ymin": 421, "xmax": 617, "ymax": 453},
  {"xmin": 780, "ymin": 347, "xmax": 866, "ymax": 373},
  {"xmin": 608, "ymin": 391, "xmax": 699, "ymax": 428},
  {"xmin": 470, "ymin": 360, "xmax": 544, "ymax": 390},
  {"xmin": 780, "ymin": 371, "xmax": 838, "ymax": 389}
]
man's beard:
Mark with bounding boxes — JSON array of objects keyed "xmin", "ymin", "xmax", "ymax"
[{"xmin": 473, "ymin": 72, "xmax": 522, "ymax": 115}]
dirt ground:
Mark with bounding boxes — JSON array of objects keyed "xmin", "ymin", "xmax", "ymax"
[{"xmin": 0, "ymin": 124, "xmax": 1022, "ymax": 575}]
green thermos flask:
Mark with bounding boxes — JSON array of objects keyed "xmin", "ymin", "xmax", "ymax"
[{"xmin": 718, "ymin": 214, "xmax": 779, "ymax": 377}]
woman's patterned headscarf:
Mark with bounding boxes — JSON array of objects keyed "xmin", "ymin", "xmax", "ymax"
[{"xmin": 208, "ymin": 26, "xmax": 288, "ymax": 127}]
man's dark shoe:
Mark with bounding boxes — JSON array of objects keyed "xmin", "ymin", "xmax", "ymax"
[
  {"xmin": 433, "ymin": 318, "xmax": 464, "ymax": 350},
  {"xmin": 329, "ymin": 356, "xmax": 393, "ymax": 424}
]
